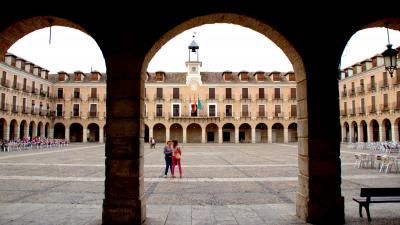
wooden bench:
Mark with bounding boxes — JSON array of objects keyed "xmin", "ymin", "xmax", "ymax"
[{"xmin": 353, "ymin": 187, "xmax": 400, "ymax": 221}]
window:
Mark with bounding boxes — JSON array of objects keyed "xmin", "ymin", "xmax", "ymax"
[
  {"xmin": 74, "ymin": 88, "xmax": 80, "ymax": 99},
  {"xmin": 173, "ymin": 88, "xmax": 179, "ymax": 99},
  {"xmin": 73, "ymin": 104, "xmax": 80, "ymax": 116},
  {"xmin": 1, "ymin": 93, "xmax": 5, "ymax": 110},
  {"xmin": 383, "ymin": 72, "xmax": 388, "ymax": 86},
  {"xmin": 56, "ymin": 104, "xmax": 63, "ymax": 116},
  {"xmin": 288, "ymin": 73, "xmax": 296, "ymax": 81},
  {"xmin": 1, "ymin": 71, "xmax": 6, "ymax": 86},
  {"xmin": 371, "ymin": 96, "xmax": 375, "ymax": 112},
  {"xmin": 371, "ymin": 76, "xmax": 375, "ymax": 89},
  {"xmin": 275, "ymin": 105, "xmax": 281, "ymax": 117},
  {"xmin": 40, "ymin": 84, "xmax": 43, "ymax": 95},
  {"xmin": 90, "ymin": 104, "xmax": 97, "ymax": 117},
  {"xmin": 226, "ymin": 88, "xmax": 232, "ymax": 99},
  {"xmin": 383, "ymin": 93, "xmax": 388, "ymax": 108},
  {"xmin": 274, "ymin": 88, "xmax": 280, "ymax": 99},
  {"xmin": 172, "ymin": 104, "xmax": 180, "ymax": 117},
  {"xmin": 258, "ymin": 105, "xmax": 265, "ymax": 117},
  {"xmin": 242, "ymin": 105, "xmax": 249, "ymax": 117},
  {"xmin": 258, "ymin": 88, "xmax": 264, "ymax": 99},
  {"xmin": 57, "ymin": 88, "xmax": 63, "ymax": 98},
  {"xmin": 352, "ymin": 100, "xmax": 356, "ymax": 114},
  {"xmin": 290, "ymin": 88, "xmax": 296, "ymax": 99},
  {"xmin": 12, "ymin": 96, "xmax": 17, "ymax": 112},
  {"xmin": 156, "ymin": 104, "xmax": 163, "ymax": 117},
  {"xmin": 23, "ymin": 78, "xmax": 27, "ymax": 91},
  {"xmin": 361, "ymin": 98, "xmax": 365, "ymax": 113},
  {"xmin": 31, "ymin": 100, "xmax": 35, "ymax": 114},
  {"xmin": 47, "ymin": 87, "xmax": 50, "ymax": 96},
  {"xmin": 225, "ymin": 105, "xmax": 232, "ymax": 117},
  {"xmin": 291, "ymin": 105, "xmax": 297, "ymax": 117},
  {"xmin": 209, "ymin": 88, "xmax": 215, "ymax": 99},
  {"xmin": 156, "ymin": 88, "xmax": 163, "ymax": 99},
  {"xmin": 22, "ymin": 98, "xmax": 26, "ymax": 113},
  {"xmin": 242, "ymin": 88, "xmax": 248, "ymax": 99},
  {"xmin": 360, "ymin": 79, "xmax": 364, "ymax": 90},
  {"xmin": 32, "ymin": 81, "xmax": 35, "ymax": 93},
  {"xmin": 397, "ymin": 92, "xmax": 400, "ymax": 108},
  {"xmin": 91, "ymin": 88, "xmax": 97, "ymax": 99},
  {"xmin": 13, "ymin": 75, "xmax": 17, "ymax": 89},
  {"xmin": 209, "ymin": 104, "xmax": 216, "ymax": 117},
  {"xmin": 344, "ymin": 102, "xmax": 347, "ymax": 114}
]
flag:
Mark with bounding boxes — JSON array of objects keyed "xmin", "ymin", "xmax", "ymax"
[
  {"xmin": 197, "ymin": 95, "xmax": 203, "ymax": 110},
  {"xmin": 191, "ymin": 95, "xmax": 197, "ymax": 113}
]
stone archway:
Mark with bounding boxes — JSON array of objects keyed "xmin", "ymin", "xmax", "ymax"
[
  {"xmin": 288, "ymin": 123, "xmax": 298, "ymax": 142},
  {"xmin": 370, "ymin": 120, "xmax": 379, "ymax": 142},
  {"xmin": 0, "ymin": 118, "xmax": 7, "ymax": 140},
  {"xmin": 70, "ymin": 123, "xmax": 83, "ymax": 142},
  {"xmin": 19, "ymin": 120, "xmax": 27, "ymax": 139},
  {"xmin": 351, "ymin": 121, "xmax": 358, "ymax": 143},
  {"xmin": 170, "ymin": 123, "xmax": 183, "ymax": 143},
  {"xmin": 222, "ymin": 123, "xmax": 235, "ymax": 143},
  {"xmin": 343, "ymin": 122, "xmax": 350, "ymax": 142},
  {"xmin": 272, "ymin": 123, "xmax": 284, "ymax": 143},
  {"xmin": 88, "ymin": 123, "xmax": 100, "ymax": 142},
  {"xmin": 144, "ymin": 124, "xmax": 149, "ymax": 143},
  {"xmin": 239, "ymin": 123, "xmax": 251, "ymax": 143},
  {"xmin": 153, "ymin": 123, "xmax": 166, "ymax": 143},
  {"xmin": 186, "ymin": 123, "xmax": 201, "ymax": 143},
  {"xmin": 28, "ymin": 121, "xmax": 36, "ymax": 138},
  {"xmin": 382, "ymin": 119, "xmax": 391, "ymax": 141},
  {"xmin": 37, "ymin": 121, "xmax": 43, "ymax": 138},
  {"xmin": 205, "ymin": 123, "xmax": 218, "ymax": 143},
  {"xmin": 360, "ymin": 120, "xmax": 368, "ymax": 142},
  {"xmin": 255, "ymin": 123, "xmax": 268, "ymax": 143},
  {"xmin": 45, "ymin": 123, "xmax": 50, "ymax": 138},
  {"xmin": 9, "ymin": 120, "xmax": 18, "ymax": 140},
  {"xmin": 54, "ymin": 123, "xmax": 65, "ymax": 139}
]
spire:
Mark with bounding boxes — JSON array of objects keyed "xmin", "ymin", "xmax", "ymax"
[{"xmin": 188, "ymin": 32, "xmax": 199, "ymax": 61}]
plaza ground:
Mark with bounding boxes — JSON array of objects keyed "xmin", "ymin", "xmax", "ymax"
[{"xmin": 0, "ymin": 143, "xmax": 399, "ymax": 224}]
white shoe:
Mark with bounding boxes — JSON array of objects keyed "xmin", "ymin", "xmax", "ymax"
[{"xmin": 163, "ymin": 175, "xmax": 167, "ymax": 178}]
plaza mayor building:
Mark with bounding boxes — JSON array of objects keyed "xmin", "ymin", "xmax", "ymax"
[
  {"xmin": 0, "ymin": 40, "xmax": 298, "ymax": 144},
  {"xmin": 339, "ymin": 45, "xmax": 400, "ymax": 143}
]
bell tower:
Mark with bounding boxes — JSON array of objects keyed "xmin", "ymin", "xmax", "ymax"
[{"xmin": 186, "ymin": 34, "xmax": 202, "ymax": 86}]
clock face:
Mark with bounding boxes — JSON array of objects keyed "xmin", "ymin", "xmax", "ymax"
[{"xmin": 191, "ymin": 66, "xmax": 197, "ymax": 72}]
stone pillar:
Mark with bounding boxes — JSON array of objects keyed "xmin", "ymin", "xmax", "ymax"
[
  {"xmin": 182, "ymin": 127, "xmax": 187, "ymax": 144},
  {"xmin": 24, "ymin": 125, "xmax": 29, "ymax": 139},
  {"xmin": 149, "ymin": 127, "xmax": 153, "ymax": 141},
  {"xmin": 267, "ymin": 127, "xmax": 272, "ymax": 143},
  {"xmin": 32, "ymin": 124, "xmax": 37, "ymax": 137},
  {"xmin": 218, "ymin": 127, "xmax": 223, "ymax": 143},
  {"xmin": 102, "ymin": 53, "xmax": 145, "ymax": 225},
  {"xmin": 201, "ymin": 127, "xmax": 206, "ymax": 143},
  {"xmin": 358, "ymin": 126, "xmax": 363, "ymax": 143},
  {"xmin": 165, "ymin": 127, "xmax": 170, "ymax": 142},
  {"xmin": 341, "ymin": 125, "xmax": 346, "ymax": 142},
  {"xmin": 349, "ymin": 124, "xmax": 354, "ymax": 143},
  {"xmin": 4, "ymin": 125, "xmax": 10, "ymax": 140},
  {"xmin": 234, "ymin": 126, "xmax": 239, "ymax": 143},
  {"xmin": 15, "ymin": 126, "xmax": 20, "ymax": 141},
  {"xmin": 296, "ymin": 61, "xmax": 344, "ymax": 224},
  {"xmin": 83, "ymin": 128, "xmax": 87, "ymax": 143},
  {"xmin": 392, "ymin": 123, "xmax": 398, "ymax": 142},
  {"xmin": 367, "ymin": 124, "xmax": 373, "ymax": 143},
  {"xmin": 251, "ymin": 127, "xmax": 256, "ymax": 143},
  {"xmin": 65, "ymin": 128, "xmax": 70, "ymax": 142},
  {"xmin": 49, "ymin": 128, "xmax": 54, "ymax": 139},
  {"xmin": 379, "ymin": 124, "xmax": 385, "ymax": 142},
  {"xmin": 40, "ymin": 125, "xmax": 45, "ymax": 138},
  {"xmin": 99, "ymin": 128, "xmax": 104, "ymax": 143},
  {"xmin": 284, "ymin": 126, "xmax": 289, "ymax": 143}
]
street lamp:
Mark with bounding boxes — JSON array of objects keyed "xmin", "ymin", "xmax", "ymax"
[{"xmin": 382, "ymin": 23, "xmax": 399, "ymax": 77}]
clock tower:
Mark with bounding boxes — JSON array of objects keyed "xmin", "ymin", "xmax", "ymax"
[{"xmin": 185, "ymin": 36, "xmax": 202, "ymax": 87}]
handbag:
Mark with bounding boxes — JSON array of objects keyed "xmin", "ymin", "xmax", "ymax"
[{"xmin": 175, "ymin": 152, "xmax": 181, "ymax": 159}]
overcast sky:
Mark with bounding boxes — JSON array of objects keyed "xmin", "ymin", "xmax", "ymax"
[{"xmin": 7, "ymin": 25, "xmax": 400, "ymax": 74}]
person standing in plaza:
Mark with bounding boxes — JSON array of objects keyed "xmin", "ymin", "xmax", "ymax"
[
  {"xmin": 163, "ymin": 140, "xmax": 173, "ymax": 177},
  {"xmin": 150, "ymin": 137, "xmax": 156, "ymax": 149},
  {"xmin": 171, "ymin": 140, "xmax": 183, "ymax": 178}
]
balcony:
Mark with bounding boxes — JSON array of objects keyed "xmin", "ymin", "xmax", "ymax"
[
  {"xmin": 168, "ymin": 112, "xmax": 221, "ymax": 122},
  {"xmin": 356, "ymin": 86, "xmax": 365, "ymax": 95},
  {"xmin": 379, "ymin": 81, "xmax": 390, "ymax": 91},
  {"xmin": 23, "ymin": 86, "xmax": 31, "ymax": 94},
  {"xmin": 21, "ymin": 106, "xmax": 29, "ymax": 114},
  {"xmin": 240, "ymin": 94, "xmax": 251, "ymax": 101},
  {"xmin": 240, "ymin": 111, "xmax": 251, "ymax": 118},
  {"xmin": 341, "ymin": 91, "xmax": 347, "ymax": 98},
  {"xmin": 368, "ymin": 83, "xmax": 376, "ymax": 93},
  {"xmin": 357, "ymin": 107, "xmax": 365, "ymax": 116},
  {"xmin": 287, "ymin": 95, "xmax": 296, "ymax": 102},
  {"xmin": 1, "ymin": 79, "xmax": 10, "ymax": 88},
  {"xmin": 170, "ymin": 94, "xmax": 183, "ymax": 102},
  {"xmin": 379, "ymin": 104, "xmax": 390, "ymax": 113},
  {"xmin": 393, "ymin": 76, "xmax": 400, "ymax": 88},
  {"xmin": 348, "ymin": 89, "xmax": 356, "ymax": 97},
  {"xmin": 392, "ymin": 102, "xmax": 400, "ymax": 113},
  {"xmin": 88, "ymin": 111, "xmax": 99, "ymax": 118},
  {"xmin": 273, "ymin": 112, "xmax": 284, "ymax": 119},
  {"xmin": 31, "ymin": 88, "xmax": 39, "ymax": 95},
  {"xmin": 368, "ymin": 106, "xmax": 377, "ymax": 115},
  {"xmin": 39, "ymin": 90, "xmax": 48, "ymax": 98},
  {"xmin": 0, "ymin": 104, "xmax": 9, "ymax": 112},
  {"xmin": 11, "ymin": 105, "xmax": 19, "ymax": 114},
  {"xmin": 223, "ymin": 94, "xmax": 234, "ymax": 102},
  {"xmin": 55, "ymin": 111, "xmax": 65, "ymax": 118},
  {"xmin": 224, "ymin": 112, "xmax": 234, "ymax": 118},
  {"xmin": 340, "ymin": 110, "xmax": 347, "ymax": 117},
  {"xmin": 70, "ymin": 111, "xmax": 81, "ymax": 118},
  {"xmin": 272, "ymin": 94, "xmax": 283, "ymax": 101},
  {"xmin": 289, "ymin": 112, "xmax": 297, "ymax": 119},
  {"xmin": 256, "ymin": 93, "xmax": 268, "ymax": 102},
  {"xmin": 349, "ymin": 109, "xmax": 356, "ymax": 117},
  {"xmin": 206, "ymin": 94, "xmax": 218, "ymax": 102},
  {"xmin": 71, "ymin": 94, "xmax": 82, "ymax": 101},
  {"xmin": 154, "ymin": 95, "xmax": 164, "ymax": 102},
  {"xmin": 39, "ymin": 110, "xmax": 49, "ymax": 116},
  {"xmin": 12, "ymin": 83, "xmax": 21, "ymax": 91},
  {"xmin": 257, "ymin": 111, "xmax": 268, "ymax": 118},
  {"xmin": 88, "ymin": 94, "xmax": 99, "ymax": 102}
]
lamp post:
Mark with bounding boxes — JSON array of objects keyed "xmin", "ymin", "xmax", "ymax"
[{"xmin": 382, "ymin": 23, "xmax": 398, "ymax": 77}]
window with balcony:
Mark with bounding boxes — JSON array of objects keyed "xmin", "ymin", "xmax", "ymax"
[
  {"xmin": 290, "ymin": 88, "xmax": 296, "ymax": 100},
  {"xmin": 241, "ymin": 105, "xmax": 249, "ymax": 117},
  {"xmin": 31, "ymin": 81, "xmax": 35, "ymax": 93},
  {"xmin": 90, "ymin": 104, "xmax": 97, "ymax": 117},
  {"xmin": 258, "ymin": 105, "xmax": 265, "ymax": 117},
  {"xmin": 91, "ymin": 88, "xmax": 97, "ymax": 99},
  {"xmin": 12, "ymin": 96, "xmax": 17, "ymax": 112},
  {"xmin": 0, "ymin": 93, "xmax": 5, "ymax": 110},
  {"xmin": 225, "ymin": 105, "xmax": 232, "ymax": 117},
  {"xmin": 57, "ymin": 88, "xmax": 63, "ymax": 98},
  {"xmin": 31, "ymin": 100, "xmax": 35, "ymax": 114},
  {"xmin": 226, "ymin": 88, "xmax": 232, "ymax": 99},
  {"xmin": 351, "ymin": 100, "xmax": 356, "ymax": 114},
  {"xmin": 74, "ymin": 88, "xmax": 80, "ymax": 99},
  {"xmin": 23, "ymin": 78, "xmax": 27, "ymax": 91},
  {"xmin": 22, "ymin": 98, "xmax": 26, "ymax": 113},
  {"xmin": 209, "ymin": 104, "xmax": 216, "ymax": 117},
  {"xmin": 156, "ymin": 104, "xmax": 163, "ymax": 117},
  {"xmin": 209, "ymin": 88, "xmax": 215, "ymax": 99},
  {"xmin": 383, "ymin": 93, "xmax": 388, "ymax": 110},
  {"xmin": 156, "ymin": 88, "xmax": 163, "ymax": 99},
  {"xmin": 56, "ymin": 104, "xmax": 63, "ymax": 116},
  {"xmin": 1, "ymin": 71, "xmax": 6, "ymax": 86},
  {"xmin": 343, "ymin": 102, "xmax": 347, "ymax": 114},
  {"xmin": 275, "ymin": 105, "xmax": 281, "ymax": 117},
  {"xmin": 258, "ymin": 88, "xmax": 265, "ymax": 99},
  {"xmin": 274, "ymin": 88, "xmax": 281, "ymax": 100},
  {"xmin": 397, "ymin": 92, "xmax": 400, "ymax": 109},
  {"xmin": 172, "ymin": 104, "xmax": 180, "ymax": 117},
  {"xmin": 360, "ymin": 98, "xmax": 365, "ymax": 114},
  {"xmin": 291, "ymin": 104, "xmax": 297, "ymax": 117},
  {"xmin": 13, "ymin": 75, "xmax": 17, "ymax": 89},
  {"xmin": 242, "ymin": 88, "xmax": 248, "ymax": 99},
  {"xmin": 173, "ymin": 88, "xmax": 179, "ymax": 99},
  {"xmin": 73, "ymin": 104, "xmax": 80, "ymax": 116},
  {"xmin": 371, "ymin": 96, "xmax": 376, "ymax": 112}
]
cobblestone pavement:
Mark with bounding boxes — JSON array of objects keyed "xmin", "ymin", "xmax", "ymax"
[{"xmin": 0, "ymin": 143, "xmax": 399, "ymax": 224}]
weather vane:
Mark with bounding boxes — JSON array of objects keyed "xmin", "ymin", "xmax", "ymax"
[{"xmin": 193, "ymin": 31, "xmax": 196, "ymax": 39}]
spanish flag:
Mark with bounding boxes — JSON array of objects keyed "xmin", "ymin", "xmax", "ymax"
[{"xmin": 192, "ymin": 94, "xmax": 197, "ymax": 113}]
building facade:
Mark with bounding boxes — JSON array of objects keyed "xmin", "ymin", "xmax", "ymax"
[
  {"xmin": 339, "ymin": 46, "xmax": 400, "ymax": 143},
  {"xmin": 145, "ymin": 40, "xmax": 297, "ymax": 144},
  {"xmin": 0, "ymin": 53, "xmax": 106, "ymax": 143}
]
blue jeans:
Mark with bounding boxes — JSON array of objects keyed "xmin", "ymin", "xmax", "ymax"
[{"xmin": 164, "ymin": 155, "xmax": 172, "ymax": 175}]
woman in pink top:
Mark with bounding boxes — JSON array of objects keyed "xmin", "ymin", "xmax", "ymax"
[{"xmin": 171, "ymin": 140, "xmax": 183, "ymax": 178}]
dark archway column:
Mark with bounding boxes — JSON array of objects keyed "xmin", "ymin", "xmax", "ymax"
[
  {"xmin": 297, "ymin": 57, "xmax": 344, "ymax": 223},
  {"xmin": 102, "ymin": 52, "xmax": 145, "ymax": 225}
]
